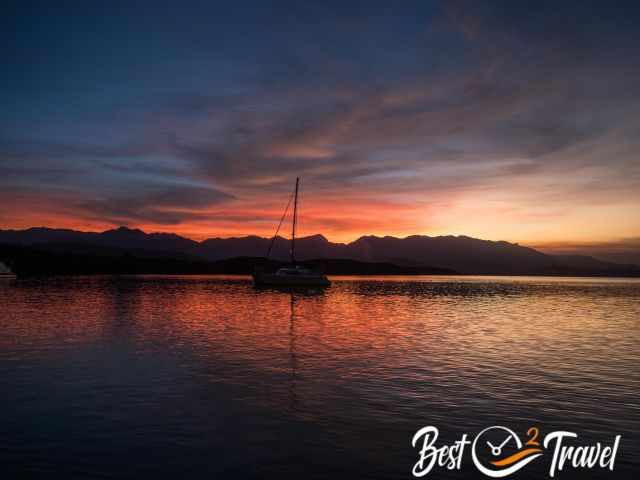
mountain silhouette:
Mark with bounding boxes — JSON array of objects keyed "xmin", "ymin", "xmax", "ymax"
[{"xmin": 1, "ymin": 226, "xmax": 638, "ymax": 276}]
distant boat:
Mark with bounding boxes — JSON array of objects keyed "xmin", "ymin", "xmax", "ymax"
[
  {"xmin": 0, "ymin": 261, "xmax": 16, "ymax": 278},
  {"xmin": 253, "ymin": 178, "xmax": 331, "ymax": 287}
]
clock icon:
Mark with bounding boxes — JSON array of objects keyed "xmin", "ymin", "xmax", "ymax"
[{"xmin": 471, "ymin": 426, "xmax": 543, "ymax": 478}]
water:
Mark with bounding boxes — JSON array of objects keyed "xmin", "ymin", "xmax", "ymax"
[{"xmin": 1, "ymin": 275, "xmax": 639, "ymax": 479}]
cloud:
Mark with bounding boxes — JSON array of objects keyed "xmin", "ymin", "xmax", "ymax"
[
  {"xmin": 1, "ymin": 1, "xmax": 639, "ymax": 242},
  {"xmin": 78, "ymin": 185, "xmax": 234, "ymax": 225}
]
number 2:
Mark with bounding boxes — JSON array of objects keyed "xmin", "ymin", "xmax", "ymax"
[{"xmin": 525, "ymin": 426, "xmax": 540, "ymax": 447}]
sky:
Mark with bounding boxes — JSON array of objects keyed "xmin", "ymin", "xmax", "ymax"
[{"xmin": 2, "ymin": 1, "xmax": 640, "ymax": 262}]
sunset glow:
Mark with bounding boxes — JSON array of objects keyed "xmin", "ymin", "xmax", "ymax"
[{"xmin": 2, "ymin": 2, "xmax": 639, "ymax": 261}]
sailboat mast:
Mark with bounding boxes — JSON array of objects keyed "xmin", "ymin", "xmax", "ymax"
[{"xmin": 291, "ymin": 177, "xmax": 299, "ymax": 264}]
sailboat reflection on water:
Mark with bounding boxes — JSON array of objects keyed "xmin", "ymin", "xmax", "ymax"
[{"xmin": 252, "ymin": 178, "xmax": 331, "ymax": 287}]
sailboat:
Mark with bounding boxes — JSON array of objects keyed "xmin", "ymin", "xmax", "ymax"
[{"xmin": 252, "ymin": 177, "xmax": 331, "ymax": 287}]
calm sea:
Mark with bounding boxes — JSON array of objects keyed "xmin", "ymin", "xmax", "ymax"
[{"xmin": 1, "ymin": 275, "xmax": 639, "ymax": 479}]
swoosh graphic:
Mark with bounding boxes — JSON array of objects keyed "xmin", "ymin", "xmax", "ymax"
[{"xmin": 491, "ymin": 448, "xmax": 543, "ymax": 467}]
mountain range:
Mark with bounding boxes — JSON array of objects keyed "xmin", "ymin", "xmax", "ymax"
[{"xmin": 1, "ymin": 226, "xmax": 639, "ymax": 276}]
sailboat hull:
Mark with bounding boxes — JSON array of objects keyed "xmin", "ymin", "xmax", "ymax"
[{"xmin": 252, "ymin": 272, "xmax": 330, "ymax": 287}]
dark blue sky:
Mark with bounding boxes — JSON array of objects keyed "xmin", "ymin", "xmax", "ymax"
[{"xmin": 2, "ymin": 1, "xmax": 640, "ymax": 261}]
